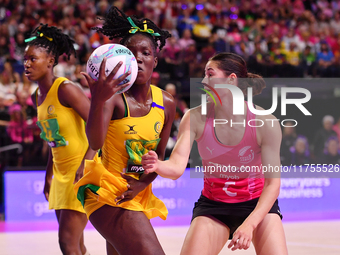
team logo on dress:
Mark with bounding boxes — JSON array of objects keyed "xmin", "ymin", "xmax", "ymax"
[
  {"xmin": 47, "ymin": 105, "xmax": 57, "ymax": 118},
  {"xmin": 47, "ymin": 105, "xmax": 55, "ymax": 114},
  {"xmin": 154, "ymin": 122, "xmax": 162, "ymax": 134},
  {"xmin": 238, "ymin": 146, "xmax": 254, "ymax": 164},
  {"xmin": 125, "ymin": 125, "xmax": 137, "ymax": 134}
]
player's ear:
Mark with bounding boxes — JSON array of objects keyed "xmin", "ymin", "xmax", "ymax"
[
  {"xmin": 228, "ymin": 73, "xmax": 237, "ymax": 85},
  {"xmin": 153, "ymin": 56, "xmax": 158, "ymax": 69},
  {"xmin": 229, "ymin": 73, "xmax": 237, "ymax": 79},
  {"xmin": 48, "ymin": 57, "xmax": 55, "ymax": 68}
]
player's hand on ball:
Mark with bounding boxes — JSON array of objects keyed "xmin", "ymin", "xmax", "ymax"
[
  {"xmin": 141, "ymin": 150, "xmax": 159, "ymax": 174},
  {"xmin": 81, "ymin": 57, "xmax": 131, "ymax": 102}
]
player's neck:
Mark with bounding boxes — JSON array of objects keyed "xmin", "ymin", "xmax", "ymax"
[
  {"xmin": 37, "ymin": 74, "xmax": 57, "ymax": 95},
  {"xmin": 215, "ymin": 96, "xmax": 246, "ymax": 120},
  {"xmin": 126, "ymin": 84, "xmax": 152, "ymax": 104}
]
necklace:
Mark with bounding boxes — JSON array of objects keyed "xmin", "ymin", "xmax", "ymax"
[{"xmin": 125, "ymin": 88, "xmax": 152, "ymax": 108}]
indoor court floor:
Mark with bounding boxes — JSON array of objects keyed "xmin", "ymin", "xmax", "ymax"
[{"xmin": 0, "ymin": 220, "xmax": 339, "ymax": 255}]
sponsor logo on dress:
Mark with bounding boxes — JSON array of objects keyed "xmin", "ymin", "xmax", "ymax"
[
  {"xmin": 125, "ymin": 125, "xmax": 137, "ymax": 134},
  {"xmin": 206, "ymin": 146, "xmax": 215, "ymax": 155},
  {"xmin": 126, "ymin": 164, "xmax": 144, "ymax": 174},
  {"xmin": 48, "ymin": 141, "xmax": 57, "ymax": 148},
  {"xmin": 47, "ymin": 140, "xmax": 68, "ymax": 148},
  {"xmin": 238, "ymin": 146, "xmax": 254, "ymax": 164}
]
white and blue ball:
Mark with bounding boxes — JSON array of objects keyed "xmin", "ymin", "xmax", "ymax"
[{"xmin": 86, "ymin": 43, "xmax": 138, "ymax": 94}]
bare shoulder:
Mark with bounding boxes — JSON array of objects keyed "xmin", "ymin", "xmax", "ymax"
[
  {"xmin": 181, "ymin": 104, "xmax": 208, "ymax": 139},
  {"xmin": 161, "ymin": 89, "xmax": 176, "ymax": 122},
  {"xmin": 190, "ymin": 103, "xmax": 212, "ymax": 124},
  {"xmin": 59, "ymin": 79, "xmax": 83, "ymax": 92},
  {"xmin": 58, "ymin": 80, "xmax": 84, "ymax": 100},
  {"xmin": 189, "ymin": 105, "xmax": 202, "ymax": 122},
  {"xmin": 254, "ymin": 105, "xmax": 282, "ymax": 145},
  {"xmin": 58, "ymin": 79, "xmax": 89, "ymax": 107},
  {"xmin": 254, "ymin": 105, "xmax": 280, "ymax": 123},
  {"xmin": 161, "ymin": 89, "xmax": 175, "ymax": 105}
]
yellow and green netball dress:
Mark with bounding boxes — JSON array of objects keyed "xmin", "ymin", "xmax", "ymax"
[
  {"xmin": 37, "ymin": 77, "xmax": 87, "ymax": 213},
  {"xmin": 74, "ymin": 85, "xmax": 167, "ymax": 220}
]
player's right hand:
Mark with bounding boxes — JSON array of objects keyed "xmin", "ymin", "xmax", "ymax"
[
  {"xmin": 81, "ymin": 58, "xmax": 131, "ymax": 102},
  {"xmin": 43, "ymin": 179, "xmax": 51, "ymax": 201}
]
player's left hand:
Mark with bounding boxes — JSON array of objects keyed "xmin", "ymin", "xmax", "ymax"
[
  {"xmin": 115, "ymin": 173, "xmax": 147, "ymax": 205},
  {"xmin": 228, "ymin": 222, "xmax": 254, "ymax": 251}
]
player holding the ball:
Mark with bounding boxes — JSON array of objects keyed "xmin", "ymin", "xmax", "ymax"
[
  {"xmin": 74, "ymin": 6, "xmax": 175, "ymax": 255},
  {"xmin": 24, "ymin": 24, "xmax": 95, "ymax": 255}
]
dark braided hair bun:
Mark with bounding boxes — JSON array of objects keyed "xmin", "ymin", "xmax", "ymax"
[
  {"xmin": 93, "ymin": 6, "xmax": 171, "ymax": 51},
  {"xmin": 26, "ymin": 23, "xmax": 76, "ymax": 66}
]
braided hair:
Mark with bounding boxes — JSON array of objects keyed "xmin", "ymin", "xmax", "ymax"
[
  {"xmin": 93, "ymin": 6, "xmax": 171, "ymax": 52},
  {"xmin": 26, "ymin": 24, "xmax": 76, "ymax": 66}
]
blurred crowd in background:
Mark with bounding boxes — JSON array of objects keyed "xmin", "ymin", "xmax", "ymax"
[{"xmin": 0, "ymin": 0, "xmax": 340, "ymax": 170}]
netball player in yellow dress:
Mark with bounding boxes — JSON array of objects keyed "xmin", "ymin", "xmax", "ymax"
[
  {"xmin": 24, "ymin": 24, "xmax": 95, "ymax": 255},
  {"xmin": 74, "ymin": 7, "xmax": 175, "ymax": 255}
]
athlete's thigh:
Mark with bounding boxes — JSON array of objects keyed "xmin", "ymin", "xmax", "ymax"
[
  {"xmin": 58, "ymin": 209, "xmax": 88, "ymax": 241},
  {"xmin": 89, "ymin": 205, "xmax": 165, "ymax": 255},
  {"xmin": 252, "ymin": 214, "xmax": 288, "ymax": 255},
  {"xmin": 180, "ymin": 216, "xmax": 230, "ymax": 255}
]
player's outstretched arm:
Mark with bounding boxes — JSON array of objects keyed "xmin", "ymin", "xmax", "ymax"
[{"xmin": 142, "ymin": 109, "xmax": 195, "ymax": 180}]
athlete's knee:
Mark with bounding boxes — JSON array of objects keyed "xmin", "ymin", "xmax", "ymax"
[
  {"xmin": 79, "ymin": 233, "xmax": 86, "ymax": 251},
  {"xmin": 59, "ymin": 236, "xmax": 81, "ymax": 255}
]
